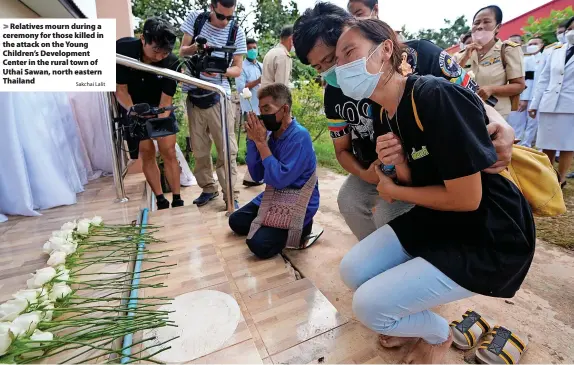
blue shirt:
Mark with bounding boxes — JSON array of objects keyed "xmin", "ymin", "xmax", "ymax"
[
  {"xmin": 236, "ymin": 59, "xmax": 263, "ymax": 114},
  {"xmin": 247, "ymin": 119, "xmax": 319, "ymax": 227},
  {"xmin": 180, "ymin": 10, "xmax": 247, "ymax": 95}
]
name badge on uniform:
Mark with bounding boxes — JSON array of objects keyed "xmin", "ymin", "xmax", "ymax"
[{"xmin": 411, "ymin": 146, "xmax": 429, "ymax": 160}]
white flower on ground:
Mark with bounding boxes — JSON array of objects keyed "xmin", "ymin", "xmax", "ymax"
[
  {"xmin": 12, "ymin": 289, "xmax": 42, "ymax": 305},
  {"xmin": 0, "ymin": 299, "xmax": 28, "ymax": 322},
  {"xmin": 10, "ymin": 312, "xmax": 41, "ymax": 337},
  {"xmin": 47, "ymin": 236, "xmax": 76, "ymax": 255},
  {"xmin": 467, "ymin": 70, "xmax": 476, "ymax": 79},
  {"xmin": 21, "ymin": 329, "xmax": 54, "ymax": 359},
  {"xmin": 48, "ymin": 283, "xmax": 72, "ymax": 301},
  {"xmin": 90, "ymin": 216, "xmax": 103, "ymax": 226},
  {"xmin": 76, "ymin": 219, "xmax": 91, "ymax": 235},
  {"xmin": 39, "ymin": 302, "xmax": 54, "ymax": 322},
  {"xmin": 52, "ymin": 229, "xmax": 74, "ymax": 241},
  {"xmin": 26, "ymin": 267, "xmax": 56, "ymax": 289},
  {"xmin": 61, "ymin": 221, "xmax": 77, "ymax": 231},
  {"xmin": 55, "ymin": 266, "xmax": 70, "ymax": 282},
  {"xmin": 241, "ymin": 87, "xmax": 252, "ymax": 99},
  {"xmin": 42, "ymin": 240, "xmax": 53, "ymax": 255},
  {"xmin": 0, "ymin": 323, "xmax": 12, "ymax": 356},
  {"xmin": 47, "ymin": 251, "xmax": 67, "ymax": 267}
]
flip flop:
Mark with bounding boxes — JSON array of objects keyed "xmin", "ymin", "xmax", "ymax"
[
  {"xmin": 476, "ymin": 326, "xmax": 528, "ymax": 364},
  {"xmin": 450, "ymin": 310, "xmax": 494, "ymax": 350},
  {"xmin": 285, "ymin": 227, "xmax": 324, "ymax": 250}
]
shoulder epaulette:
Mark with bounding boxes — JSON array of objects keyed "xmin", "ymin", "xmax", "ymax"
[
  {"xmin": 554, "ymin": 43, "xmax": 564, "ymax": 49},
  {"xmin": 504, "ymin": 40, "xmax": 520, "ymax": 47},
  {"xmin": 545, "ymin": 42, "xmax": 557, "ymax": 49}
]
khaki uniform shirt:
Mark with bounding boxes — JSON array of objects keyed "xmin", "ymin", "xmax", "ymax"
[
  {"xmin": 453, "ymin": 39, "xmax": 524, "ymax": 118},
  {"xmin": 261, "ymin": 43, "xmax": 292, "ymax": 88}
]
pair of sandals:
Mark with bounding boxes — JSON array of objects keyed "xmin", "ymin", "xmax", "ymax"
[{"xmin": 451, "ymin": 310, "xmax": 529, "ymax": 364}]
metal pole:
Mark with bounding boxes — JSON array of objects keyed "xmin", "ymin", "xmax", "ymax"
[
  {"xmin": 103, "ymin": 91, "xmax": 128, "ymax": 203},
  {"xmin": 114, "ymin": 54, "xmax": 235, "ymax": 213},
  {"xmin": 220, "ymin": 97, "xmax": 234, "ymax": 214}
]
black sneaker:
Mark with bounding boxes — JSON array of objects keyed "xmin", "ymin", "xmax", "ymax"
[
  {"xmin": 157, "ymin": 199, "xmax": 170, "ymax": 210},
  {"xmin": 193, "ymin": 192, "xmax": 219, "ymax": 206},
  {"xmin": 243, "ymin": 180, "xmax": 264, "ymax": 187},
  {"xmin": 172, "ymin": 199, "xmax": 185, "ymax": 208}
]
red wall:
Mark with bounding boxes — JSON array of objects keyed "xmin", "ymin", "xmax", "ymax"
[{"xmin": 446, "ymin": 0, "xmax": 574, "ymax": 54}]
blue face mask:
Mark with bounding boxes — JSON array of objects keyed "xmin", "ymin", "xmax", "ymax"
[
  {"xmin": 320, "ymin": 65, "xmax": 339, "ymax": 88},
  {"xmin": 335, "ymin": 43, "xmax": 384, "ymax": 100},
  {"xmin": 247, "ymin": 48, "xmax": 258, "ymax": 60}
]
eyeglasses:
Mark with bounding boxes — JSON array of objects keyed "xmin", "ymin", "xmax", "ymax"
[{"xmin": 213, "ymin": 9, "xmax": 234, "ymax": 21}]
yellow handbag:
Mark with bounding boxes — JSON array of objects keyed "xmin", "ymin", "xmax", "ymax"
[{"xmin": 411, "ymin": 90, "xmax": 566, "ymax": 217}]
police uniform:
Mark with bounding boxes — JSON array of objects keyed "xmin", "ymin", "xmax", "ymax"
[{"xmin": 455, "ymin": 39, "xmax": 524, "ymax": 119}]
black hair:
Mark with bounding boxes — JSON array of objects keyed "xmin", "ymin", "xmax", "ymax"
[
  {"xmin": 348, "ymin": 0, "xmax": 378, "ymax": 10},
  {"xmin": 293, "ymin": 2, "xmax": 352, "ymax": 65},
  {"xmin": 509, "ymin": 34, "xmax": 522, "ymax": 39},
  {"xmin": 142, "ymin": 17, "xmax": 176, "ymax": 51},
  {"xmin": 346, "ymin": 18, "xmax": 403, "ymax": 74},
  {"xmin": 558, "ymin": 19, "xmax": 569, "ymax": 29},
  {"xmin": 211, "ymin": 0, "xmax": 236, "ymax": 8},
  {"xmin": 258, "ymin": 83, "xmax": 293, "ymax": 109},
  {"xmin": 564, "ymin": 16, "xmax": 574, "ymax": 30},
  {"xmin": 461, "ymin": 32, "xmax": 472, "ymax": 43},
  {"xmin": 473, "ymin": 5, "xmax": 503, "ymax": 25},
  {"xmin": 280, "ymin": 25, "xmax": 294, "ymax": 39},
  {"xmin": 246, "ymin": 38, "xmax": 257, "ymax": 45}
]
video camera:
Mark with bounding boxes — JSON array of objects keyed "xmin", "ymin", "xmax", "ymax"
[
  {"xmin": 183, "ymin": 36, "xmax": 237, "ymax": 78},
  {"xmin": 126, "ymin": 103, "xmax": 178, "ymax": 139}
]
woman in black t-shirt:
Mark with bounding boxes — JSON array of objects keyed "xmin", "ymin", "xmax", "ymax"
[{"xmin": 335, "ymin": 19, "xmax": 535, "ymax": 363}]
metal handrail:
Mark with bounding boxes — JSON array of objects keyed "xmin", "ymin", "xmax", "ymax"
[{"xmin": 112, "ymin": 53, "xmax": 235, "ymax": 213}]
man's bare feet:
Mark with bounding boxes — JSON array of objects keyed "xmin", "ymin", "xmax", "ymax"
[
  {"xmin": 401, "ymin": 329, "xmax": 454, "ymax": 364},
  {"xmin": 379, "ymin": 335, "xmax": 419, "ymax": 348}
]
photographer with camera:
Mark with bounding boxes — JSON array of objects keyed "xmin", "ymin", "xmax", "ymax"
[
  {"xmin": 180, "ymin": 0, "xmax": 246, "ymax": 208},
  {"xmin": 116, "ymin": 17, "xmax": 183, "ymax": 211}
]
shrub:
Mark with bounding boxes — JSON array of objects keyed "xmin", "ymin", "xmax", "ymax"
[
  {"xmin": 291, "ymin": 81, "xmax": 328, "ymax": 142},
  {"xmin": 523, "ymin": 6, "xmax": 574, "ymax": 45}
]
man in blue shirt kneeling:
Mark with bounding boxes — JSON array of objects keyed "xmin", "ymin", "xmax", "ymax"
[{"xmin": 228, "ymin": 83, "xmax": 320, "ymax": 259}]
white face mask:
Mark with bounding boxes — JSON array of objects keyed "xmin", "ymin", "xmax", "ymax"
[
  {"xmin": 472, "ymin": 29, "xmax": 495, "ymax": 46},
  {"xmin": 526, "ymin": 44, "xmax": 541, "ymax": 54},
  {"xmin": 557, "ymin": 32, "xmax": 566, "ymax": 44},
  {"xmin": 335, "ymin": 43, "xmax": 385, "ymax": 100},
  {"xmin": 566, "ymin": 30, "xmax": 574, "ymax": 45}
]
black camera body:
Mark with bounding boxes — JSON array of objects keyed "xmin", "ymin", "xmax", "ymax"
[
  {"xmin": 127, "ymin": 103, "xmax": 178, "ymax": 139},
  {"xmin": 184, "ymin": 36, "xmax": 236, "ymax": 78}
]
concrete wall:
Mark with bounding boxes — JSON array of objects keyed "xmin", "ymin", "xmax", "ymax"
[
  {"xmin": 0, "ymin": 0, "xmax": 39, "ymax": 18},
  {"xmin": 96, "ymin": 0, "xmax": 133, "ymax": 39}
]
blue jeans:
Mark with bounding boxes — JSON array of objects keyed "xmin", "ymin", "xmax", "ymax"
[{"xmin": 340, "ymin": 225, "xmax": 474, "ymax": 344}]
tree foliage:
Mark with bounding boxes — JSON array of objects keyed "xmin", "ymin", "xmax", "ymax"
[
  {"xmin": 402, "ymin": 15, "xmax": 470, "ymax": 49},
  {"xmin": 523, "ymin": 6, "xmax": 574, "ymax": 45}
]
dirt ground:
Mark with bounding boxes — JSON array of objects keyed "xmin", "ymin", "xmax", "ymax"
[{"xmin": 198, "ymin": 166, "xmax": 574, "ymax": 364}]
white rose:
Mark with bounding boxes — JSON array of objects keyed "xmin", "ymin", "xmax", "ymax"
[
  {"xmin": 76, "ymin": 219, "xmax": 91, "ymax": 235},
  {"xmin": 10, "ymin": 312, "xmax": 41, "ymax": 337},
  {"xmin": 47, "ymin": 251, "xmax": 67, "ymax": 267},
  {"xmin": 49, "ymin": 238, "xmax": 76, "ymax": 255},
  {"xmin": 12, "ymin": 289, "xmax": 41, "ymax": 305},
  {"xmin": 55, "ymin": 267, "xmax": 70, "ymax": 282},
  {"xmin": 90, "ymin": 216, "xmax": 103, "ymax": 226},
  {"xmin": 241, "ymin": 87, "xmax": 252, "ymax": 99},
  {"xmin": 0, "ymin": 299, "xmax": 28, "ymax": 322},
  {"xmin": 467, "ymin": 70, "xmax": 476, "ymax": 79},
  {"xmin": 42, "ymin": 241, "xmax": 53, "ymax": 255},
  {"xmin": 61, "ymin": 221, "xmax": 77, "ymax": 231},
  {"xmin": 39, "ymin": 302, "xmax": 54, "ymax": 322},
  {"xmin": 26, "ymin": 267, "xmax": 56, "ymax": 289},
  {"xmin": 0, "ymin": 323, "xmax": 13, "ymax": 356},
  {"xmin": 49, "ymin": 283, "xmax": 72, "ymax": 301},
  {"xmin": 20, "ymin": 329, "xmax": 53, "ymax": 359},
  {"xmin": 52, "ymin": 229, "xmax": 73, "ymax": 241}
]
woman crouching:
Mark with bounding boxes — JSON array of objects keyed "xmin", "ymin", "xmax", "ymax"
[{"xmin": 335, "ymin": 19, "xmax": 535, "ymax": 363}]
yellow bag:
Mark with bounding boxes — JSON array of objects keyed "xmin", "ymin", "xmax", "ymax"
[
  {"xmin": 498, "ymin": 145, "xmax": 566, "ymax": 217},
  {"xmin": 410, "ymin": 90, "xmax": 566, "ymax": 217}
]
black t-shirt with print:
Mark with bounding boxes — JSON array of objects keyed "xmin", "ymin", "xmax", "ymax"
[
  {"xmin": 374, "ymin": 75, "xmax": 535, "ymax": 298},
  {"xmin": 116, "ymin": 37, "xmax": 181, "ymax": 108},
  {"xmin": 324, "ymin": 39, "xmax": 479, "ymax": 169}
]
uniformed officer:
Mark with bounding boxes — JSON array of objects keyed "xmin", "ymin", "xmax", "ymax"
[
  {"xmin": 512, "ymin": 37, "xmax": 545, "ymax": 147},
  {"xmin": 453, "ymin": 5, "xmax": 525, "ymax": 120}
]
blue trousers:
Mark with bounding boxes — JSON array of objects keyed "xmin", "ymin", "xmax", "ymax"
[{"xmin": 340, "ymin": 225, "xmax": 474, "ymax": 344}]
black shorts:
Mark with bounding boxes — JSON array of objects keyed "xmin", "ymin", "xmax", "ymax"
[{"xmin": 125, "ymin": 113, "xmax": 179, "ymax": 160}]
